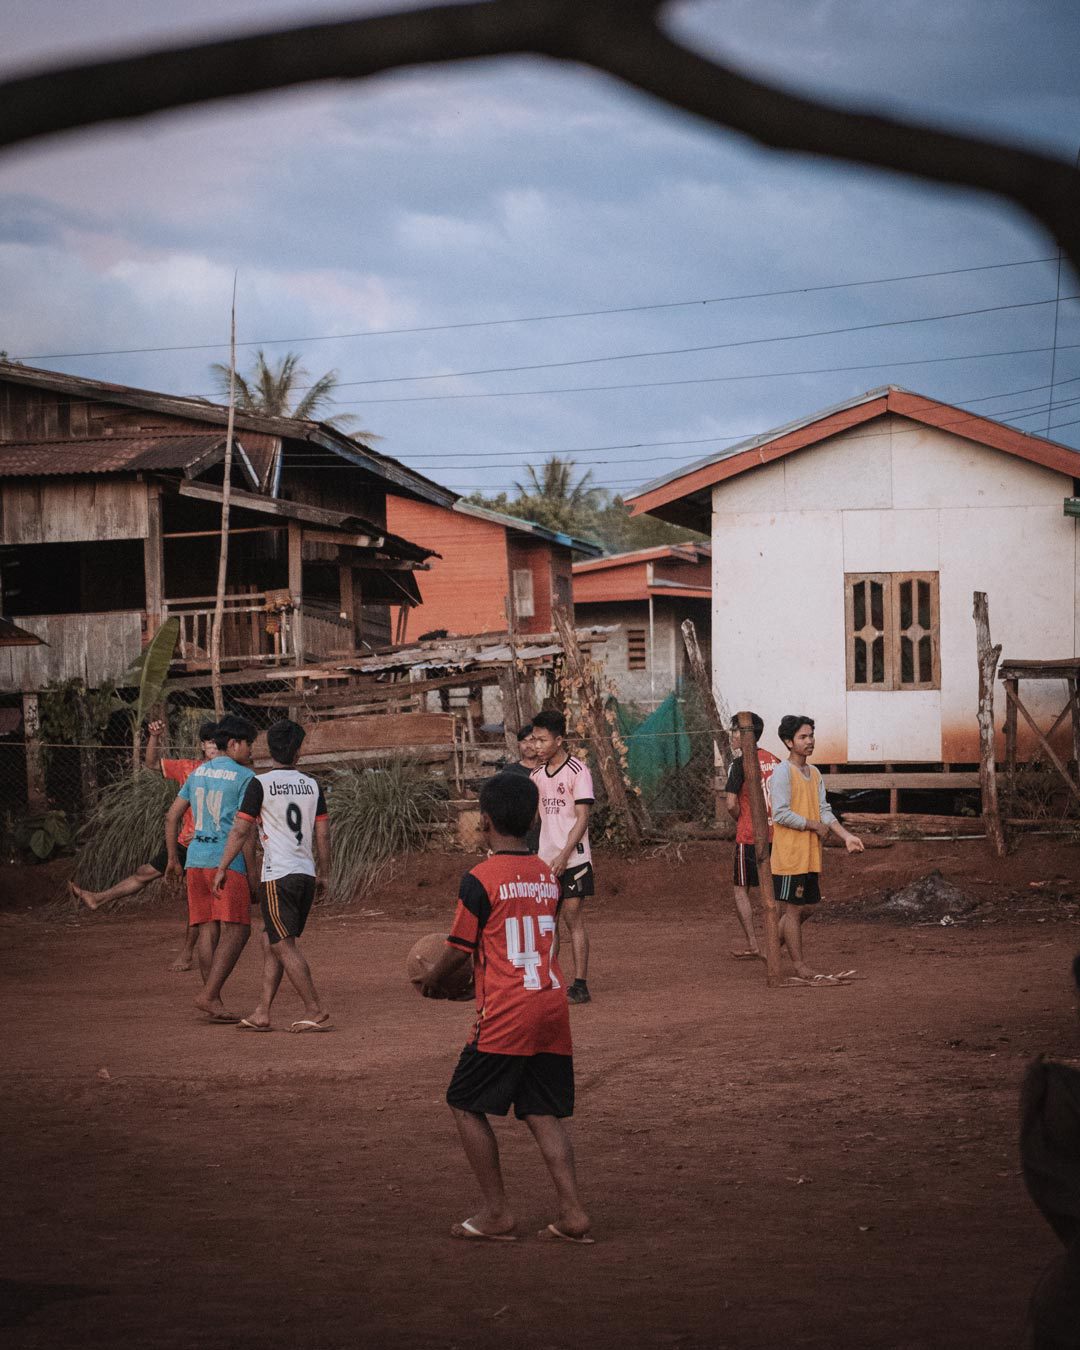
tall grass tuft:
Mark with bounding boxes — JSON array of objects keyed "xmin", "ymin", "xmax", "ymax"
[
  {"xmin": 72, "ymin": 769, "xmax": 178, "ymax": 897},
  {"xmin": 327, "ymin": 759, "xmax": 446, "ymax": 903}
]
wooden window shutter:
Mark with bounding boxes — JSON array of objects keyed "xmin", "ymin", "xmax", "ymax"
[
  {"xmin": 512, "ymin": 568, "xmax": 534, "ymax": 618},
  {"xmin": 627, "ymin": 627, "xmax": 647, "ymax": 670}
]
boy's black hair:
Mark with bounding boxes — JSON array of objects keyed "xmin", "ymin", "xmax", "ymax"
[
  {"xmin": 198, "ymin": 720, "xmax": 219, "ymax": 743},
  {"xmin": 516, "ymin": 722, "xmax": 534, "ymax": 743},
  {"xmin": 266, "ymin": 719, "xmax": 306, "ymax": 766},
  {"xmin": 531, "ymin": 709, "xmax": 566, "ymax": 739},
  {"xmin": 778, "ymin": 714, "xmax": 814, "ymax": 747},
  {"xmin": 214, "ymin": 713, "xmax": 257, "ymax": 750},
  {"xmin": 731, "ymin": 712, "xmax": 765, "ymax": 742},
  {"xmin": 479, "ymin": 772, "xmax": 540, "ymax": 839}
]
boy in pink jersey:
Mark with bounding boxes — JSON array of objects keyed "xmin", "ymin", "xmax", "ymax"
[{"xmin": 529, "ymin": 709, "xmax": 595, "ymax": 1005}]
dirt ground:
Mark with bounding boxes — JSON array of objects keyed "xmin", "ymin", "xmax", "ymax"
[{"xmin": 1, "ymin": 837, "xmax": 1079, "ymax": 1349}]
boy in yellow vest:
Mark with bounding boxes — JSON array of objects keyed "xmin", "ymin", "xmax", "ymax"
[{"xmin": 770, "ymin": 715, "xmax": 863, "ymax": 984}]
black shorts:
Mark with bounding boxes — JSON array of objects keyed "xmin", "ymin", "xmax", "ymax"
[
  {"xmin": 560, "ymin": 862, "xmax": 594, "ymax": 901},
  {"xmin": 733, "ymin": 843, "xmax": 761, "ymax": 888},
  {"xmin": 149, "ymin": 842, "xmax": 186, "ymax": 875},
  {"xmin": 446, "ymin": 1045, "xmax": 574, "ymax": 1120},
  {"xmin": 773, "ymin": 872, "xmax": 822, "ymax": 906},
  {"xmin": 260, "ymin": 873, "xmax": 317, "ymax": 944}
]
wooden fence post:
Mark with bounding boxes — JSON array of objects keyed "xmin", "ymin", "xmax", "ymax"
[
  {"xmin": 681, "ymin": 619, "xmax": 734, "ymax": 774},
  {"xmin": 973, "ymin": 591, "xmax": 1008, "ymax": 858},
  {"xmin": 22, "ymin": 692, "xmax": 47, "ymax": 813},
  {"xmin": 552, "ymin": 606, "xmax": 649, "ymax": 844},
  {"xmin": 736, "ymin": 711, "xmax": 783, "ymax": 988}
]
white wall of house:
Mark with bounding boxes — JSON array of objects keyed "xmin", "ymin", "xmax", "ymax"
[{"xmin": 710, "ymin": 414, "xmax": 1077, "ymax": 764}]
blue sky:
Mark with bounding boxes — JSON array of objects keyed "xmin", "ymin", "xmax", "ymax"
[{"xmin": 2, "ymin": 0, "xmax": 1079, "ymax": 500}]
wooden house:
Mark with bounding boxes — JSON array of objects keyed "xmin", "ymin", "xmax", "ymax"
[
  {"xmin": 626, "ymin": 386, "xmax": 1080, "ymax": 787},
  {"xmin": 0, "ymin": 361, "xmax": 455, "ymax": 692},
  {"xmin": 572, "ymin": 544, "xmax": 711, "ymax": 709},
  {"xmin": 384, "ymin": 496, "xmax": 602, "ymax": 640}
]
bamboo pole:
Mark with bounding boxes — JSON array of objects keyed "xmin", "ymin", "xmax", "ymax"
[
  {"xmin": 552, "ymin": 605, "xmax": 648, "ymax": 844},
  {"xmin": 973, "ymin": 591, "xmax": 1007, "ymax": 858},
  {"xmin": 209, "ymin": 275, "xmax": 238, "ymax": 720},
  {"xmin": 735, "ymin": 711, "xmax": 783, "ymax": 988},
  {"xmin": 680, "ymin": 619, "xmax": 734, "ymax": 773}
]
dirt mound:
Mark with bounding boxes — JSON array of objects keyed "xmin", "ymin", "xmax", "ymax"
[{"xmin": 867, "ymin": 869, "xmax": 979, "ymax": 923}]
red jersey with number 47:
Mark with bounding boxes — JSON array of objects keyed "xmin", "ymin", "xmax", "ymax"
[{"xmin": 447, "ymin": 851, "xmax": 571, "ymax": 1057}]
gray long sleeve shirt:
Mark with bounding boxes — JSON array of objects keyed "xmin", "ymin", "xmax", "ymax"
[{"xmin": 769, "ymin": 760, "xmax": 837, "ymax": 831}]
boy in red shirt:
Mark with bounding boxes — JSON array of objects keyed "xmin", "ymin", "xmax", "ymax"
[
  {"xmin": 723, "ymin": 712, "xmax": 781, "ymax": 961},
  {"xmin": 421, "ymin": 771, "xmax": 593, "ymax": 1245}
]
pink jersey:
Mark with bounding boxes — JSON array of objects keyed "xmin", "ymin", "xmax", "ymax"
[{"xmin": 531, "ymin": 756, "xmax": 595, "ymax": 868}]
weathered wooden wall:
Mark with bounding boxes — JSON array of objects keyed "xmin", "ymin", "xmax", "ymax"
[
  {"xmin": 0, "ymin": 478, "xmax": 148, "ymax": 544},
  {"xmin": 0, "ymin": 611, "xmax": 144, "ymax": 689}
]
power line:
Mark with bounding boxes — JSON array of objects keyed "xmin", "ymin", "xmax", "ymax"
[
  {"xmin": 278, "ymin": 295, "xmax": 1080, "ymax": 392},
  {"xmin": 11, "ymin": 253, "xmax": 1060, "ymax": 362},
  {"xmin": 336, "ymin": 341, "xmax": 1080, "ymax": 405}
]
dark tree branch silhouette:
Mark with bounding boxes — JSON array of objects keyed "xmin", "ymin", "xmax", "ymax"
[{"xmin": 1, "ymin": 1, "xmax": 1078, "ymax": 277}]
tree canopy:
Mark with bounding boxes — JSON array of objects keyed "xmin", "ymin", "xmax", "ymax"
[
  {"xmin": 210, "ymin": 349, "xmax": 358, "ymax": 430},
  {"xmin": 467, "ymin": 455, "xmax": 705, "ymax": 556}
]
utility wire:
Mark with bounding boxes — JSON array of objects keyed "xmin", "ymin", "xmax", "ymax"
[{"xmin": 11, "ymin": 253, "xmax": 1060, "ymax": 362}]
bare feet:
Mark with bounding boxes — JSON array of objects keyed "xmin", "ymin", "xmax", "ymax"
[
  {"xmin": 194, "ymin": 992, "xmax": 236, "ymax": 1022},
  {"xmin": 730, "ymin": 948, "xmax": 764, "ymax": 961},
  {"xmin": 167, "ymin": 955, "xmax": 193, "ymax": 973},
  {"xmin": 68, "ymin": 881, "xmax": 101, "ymax": 911},
  {"xmin": 289, "ymin": 1012, "xmax": 332, "ymax": 1033}
]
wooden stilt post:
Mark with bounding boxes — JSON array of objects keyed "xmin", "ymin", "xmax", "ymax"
[
  {"xmin": 735, "ymin": 711, "xmax": 783, "ymax": 988},
  {"xmin": 553, "ymin": 606, "xmax": 649, "ymax": 844},
  {"xmin": 22, "ymin": 692, "xmax": 47, "ymax": 813},
  {"xmin": 210, "ymin": 277, "xmax": 238, "ymax": 720},
  {"xmin": 973, "ymin": 592, "xmax": 1007, "ymax": 858},
  {"xmin": 1003, "ymin": 675, "xmax": 1018, "ymax": 813}
]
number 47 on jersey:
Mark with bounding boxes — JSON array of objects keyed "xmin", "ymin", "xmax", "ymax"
[{"xmin": 505, "ymin": 915, "xmax": 560, "ymax": 990}]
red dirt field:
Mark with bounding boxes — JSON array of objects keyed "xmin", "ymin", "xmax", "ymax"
[{"xmin": 1, "ymin": 838, "xmax": 1079, "ymax": 1349}]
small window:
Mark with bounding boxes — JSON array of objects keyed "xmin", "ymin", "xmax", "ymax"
[
  {"xmin": 512, "ymin": 568, "xmax": 534, "ymax": 619},
  {"xmin": 627, "ymin": 627, "xmax": 647, "ymax": 671},
  {"xmin": 845, "ymin": 572, "xmax": 939, "ymax": 691}
]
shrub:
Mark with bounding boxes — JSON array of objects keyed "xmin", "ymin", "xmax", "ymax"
[
  {"xmin": 327, "ymin": 759, "xmax": 446, "ymax": 903},
  {"xmin": 71, "ymin": 769, "xmax": 178, "ymax": 896}
]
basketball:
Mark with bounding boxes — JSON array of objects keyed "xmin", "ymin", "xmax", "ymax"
[{"xmin": 407, "ymin": 932, "xmax": 474, "ymax": 1001}]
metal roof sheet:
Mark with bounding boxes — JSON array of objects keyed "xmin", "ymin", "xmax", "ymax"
[{"xmin": 0, "ymin": 433, "xmax": 226, "ymax": 477}]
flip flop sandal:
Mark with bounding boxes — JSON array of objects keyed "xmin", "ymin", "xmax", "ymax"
[
  {"xmin": 237, "ymin": 1018, "xmax": 272, "ymax": 1032},
  {"xmin": 451, "ymin": 1220, "xmax": 517, "ymax": 1242},
  {"xmin": 538, "ymin": 1224, "xmax": 596, "ymax": 1245},
  {"xmin": 290, "ymin": 1019, "xmax": 333, "ymax": 1033}
]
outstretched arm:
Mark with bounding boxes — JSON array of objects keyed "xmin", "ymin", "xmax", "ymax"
[{"xmin": 144, "ymin": 718, "xmax": 164, "ymax": 772}]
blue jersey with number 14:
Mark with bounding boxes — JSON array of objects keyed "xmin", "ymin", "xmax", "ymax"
[{"xmin": 177, "ymin": 755, "xmax": 255, "ymax": 872}]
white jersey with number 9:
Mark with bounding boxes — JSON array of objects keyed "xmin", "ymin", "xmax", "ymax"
[{"xmin": 239, "ymin": 768, "xmax": 327, "ymax": 881}]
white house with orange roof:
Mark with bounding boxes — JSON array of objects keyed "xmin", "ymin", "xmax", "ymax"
[{"xmin": 625, "ymin": 387, "xmax": 1080, "ymax": 793}]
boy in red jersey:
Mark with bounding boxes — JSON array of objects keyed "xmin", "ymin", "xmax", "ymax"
[
  {"xmin": 723, "ymin": 712, "xmax": 781, "ymax": 961},
  {"xmin": 421, "ymin": 772, "xmax": 593, "ymax": 1245},
  {"xmin": 529, "ymin": 709, "xmax": 595, "ymax": 1005}
]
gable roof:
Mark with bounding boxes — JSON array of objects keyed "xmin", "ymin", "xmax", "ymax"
[
  {"xmin": 626, "ymin": 386, "xmax": 1080, "ymax": 533},
  {"xmin": 573, "ymin": 542, "xmax": 710, "ymax": 574},
  {"xmin": 453, "ymin": 500, "xmax": 603, "ymax": 557},
  {"xmin": 0, "ymin": 360, "xmax": 456, "ymax": 508}
]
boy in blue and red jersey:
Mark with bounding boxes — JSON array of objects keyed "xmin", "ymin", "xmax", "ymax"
[{"xmin": 421, "ymin": 771, "xmax": 593, "ymax": 1245}]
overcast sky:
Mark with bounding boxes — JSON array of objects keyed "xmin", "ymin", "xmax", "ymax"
[{"xmin": 2, "ymin": 0, "xmax": 1079, "ymax": 502}]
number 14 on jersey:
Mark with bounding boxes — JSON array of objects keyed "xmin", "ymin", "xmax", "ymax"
[{"xmin": 505, "ymin": 915, "xmax": 560, "ymax": 990}]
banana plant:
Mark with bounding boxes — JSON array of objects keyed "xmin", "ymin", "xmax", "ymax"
[{"xmin": 114, "ymin": 617, "xmax": 181, "ymax": 771}]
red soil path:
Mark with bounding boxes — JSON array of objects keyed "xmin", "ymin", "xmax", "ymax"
[{"xmin": 1, "ymin": 838, "xmax": 1078, "ymax": 1348}]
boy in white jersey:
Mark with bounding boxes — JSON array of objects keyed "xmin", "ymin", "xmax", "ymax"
[
  {"xmin": 530, "ymin": 709, "xmax": 595, "ymax": 1005},
  {"xmin": 213, "ymin": 719, "xmax": 332, "ymax": 1032}
]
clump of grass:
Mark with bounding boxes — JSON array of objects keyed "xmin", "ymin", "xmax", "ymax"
[
  {"xmin": 327, "ymin": 759, "xmax": 446, "ymax": 903},
  {"xmin": 71, "ymin": 769, "xmax": 178, "ymax": 897}
]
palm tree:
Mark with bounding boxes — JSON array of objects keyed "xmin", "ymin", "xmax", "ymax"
[
  {"xmin": 513, "ymin": 456, "xmax": 600, "ymax": 511},
  {"xmin": 210, "ymin": 349, "xmax": 361, "ymax": 431}
]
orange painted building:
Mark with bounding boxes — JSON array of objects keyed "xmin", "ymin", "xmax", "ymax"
[{"xmin": 385, "ymin": 497, "xmax": 601, "ymax": 640}]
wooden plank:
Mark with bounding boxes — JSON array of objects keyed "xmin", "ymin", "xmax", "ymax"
[
  {"xmin": 1006, "ymin": 684, "xmax": 1080, "ymax": 808},
  {"xmin": 821, "ymin": 772, "xmax": 980, "ymax": 790},
  {"xmin": 22, "ymin": 692, "xmax": 46, "ymax": 811},
  {"xmin": 0, "ymin": 478, "xmax": 148, "ymax": 544},
  {"xmin": 253, "ymin": 711, "xmax": 455, "ymax": 759},
  {"xmin": 973, "ymin": 591, "xmax": 1007, "ymax": 857},
  {"xmin": 143, "ymin": 482, "xmax": 164, "ymax": 630}
]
